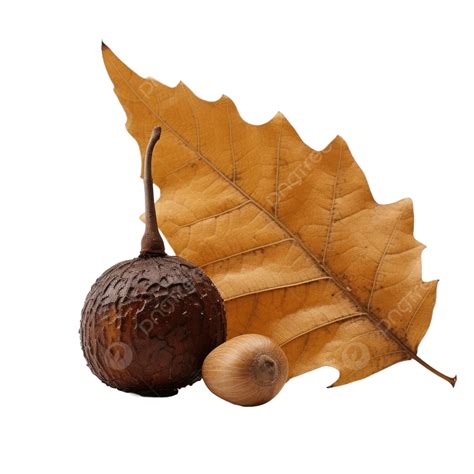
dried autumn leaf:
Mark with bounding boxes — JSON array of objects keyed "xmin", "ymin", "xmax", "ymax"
[{"xmin": 102, "ymin": 44, "xmax": 455, "ymax": 387}]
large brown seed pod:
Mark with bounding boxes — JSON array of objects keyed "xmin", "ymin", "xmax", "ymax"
[
  {"xmin": 80, "ymin": 127, "xmax": 226, "ymax": 397},
  {"xmin": 202, "ymin": 334, "xmax": 289, "ymax": 406}
]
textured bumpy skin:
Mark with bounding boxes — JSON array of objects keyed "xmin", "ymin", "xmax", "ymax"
[{"xmin": 80, "ymin": 255, "xmax": 226, "ymax": 396}]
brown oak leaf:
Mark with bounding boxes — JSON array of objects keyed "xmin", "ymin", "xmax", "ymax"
[{"xmin": 102, "ymin": 44, "xmax": 455, "ymax": 387}]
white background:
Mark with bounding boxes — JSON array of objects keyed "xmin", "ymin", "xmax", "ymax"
[{"xmin": 1, "ymin": 1, "xmax": 472, "ymax": 472}]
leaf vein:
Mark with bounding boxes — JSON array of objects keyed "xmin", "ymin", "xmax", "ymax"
[
  {"xmin": 274, "ymin": 114, "xmax": 283, "ymax": 217},
  {"xmin": 225, "ymin": 98, "xmax": 237, "ymax": 182},
  {"xmin": 367, "ymin": 208, "xmax": 404, "ymax": 311},
  {"xmin": 280, "ymin": 312, "xmax": 368, "ymax": 347},
  {"xmin": 405, "ymin": 284, "xmax": 435, "ymax": 334},
  {"xmin": 200, "ymin": 237, "xmax": 295, "ymax": 268},
  {"xmin": 322, "ymin": 142, "xmax": 343, "ymax": 264},
  {"xmin": 225, "ymin": 276, "xmax": 331, "ymax": 301},
  {"xmin": 177, "ymin": 201, "xmax": 251, "ymax": 229}
]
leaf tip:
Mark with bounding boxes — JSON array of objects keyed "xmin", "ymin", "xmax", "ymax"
[
  {"xmin": 326, "ymin": 134, "xmax": 347, "ymax": 151},
  {"xmin": 101, "ymin": 41, "xmax": 109, "ymax": 52}
]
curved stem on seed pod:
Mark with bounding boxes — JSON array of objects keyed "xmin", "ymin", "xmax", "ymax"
[{"xmin": 140, "ymin": 126, "xmax": 166, "ymax": 257}]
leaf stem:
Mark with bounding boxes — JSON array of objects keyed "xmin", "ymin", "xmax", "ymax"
[
  {"xmin": 363, "ymin": 311, "xmax": 457, "ymax": 387},
  {"xmin": 411, "ymin": 353, "xmax": 457, "ymax": 387},
  {"xmin": 140, "ymin": 126, "xmax": 166, "ymax": 257}
]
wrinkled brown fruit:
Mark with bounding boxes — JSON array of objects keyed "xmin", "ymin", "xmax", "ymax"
[
  {"xmin": 80, "ymin": 127, "xmax": 226, "ymax": 396},
  {"xmin": 81, "ymin": 256, "xmax": 226, "ymax": 396}
]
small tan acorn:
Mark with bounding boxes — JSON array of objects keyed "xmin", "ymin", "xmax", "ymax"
[{"xmin": 202, "ymin": 334, "xmax": 289, "ymax": 406}]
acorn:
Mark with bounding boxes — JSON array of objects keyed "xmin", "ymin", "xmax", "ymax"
[
  {"xmin": 80, "ymin": 127, "xmax": 226, "ymax": 397},
  {"xmin": 202, "ymin": 334, "xmax": 289, "ymax": 406}
]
